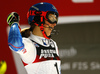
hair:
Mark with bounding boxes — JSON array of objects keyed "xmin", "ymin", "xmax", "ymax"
[{"xmin": 21, "ymin": 24, "xmax": 36, "ymax": 38}]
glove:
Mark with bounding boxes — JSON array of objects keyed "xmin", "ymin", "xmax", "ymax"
[{"xmin": 7, "ymin": 12, "xmax": 20, "ymax": 26}]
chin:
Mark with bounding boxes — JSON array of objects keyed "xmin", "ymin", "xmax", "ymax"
[
  {"xmin": 47, "ymin": 34, "xmax": 50, "ymax": 36},
  {"xmin": 47, "ymin": 33, "xmax": 51, "ymax": 36}
]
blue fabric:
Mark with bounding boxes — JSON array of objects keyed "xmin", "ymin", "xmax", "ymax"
[
  {"xmin": 29, "ymin": 2, "xmax": 58, "ymax": 13},
  {"xmin": 8, "ymin": 23, "xmax": 24, "ymax": 51}
]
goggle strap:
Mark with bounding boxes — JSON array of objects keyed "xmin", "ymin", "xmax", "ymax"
[
  {"xmin": 27, "ymin": 10, "xmax": 52, "ymax": 39},
  {"xmin": 40, "ymin": 25, "xmax": 44, "ymax": 31},
  {"xmin": 27, "ymin": 10, "xmax": 47, "ymax": 18},
  {"xmin": 42, "ymin": 31, "xmax": 50, "ymax": 39},
  {"xmin": 34, "ymin": 23, "xmax": 39, "ymax": 26},
  {"xmin": 40, "ymin": 16, "xmax": 50, "ymax": 39},
  {"xmin": 41, "ymin": 16, "xmax": 43, "ymax": 23},
  {"xmin": 27, "ymin": 10, "xmax": 57, "ymax": 24},
  {"xmin": 44, "ymin": 16, "xmax": 48, "ymax": 21}
]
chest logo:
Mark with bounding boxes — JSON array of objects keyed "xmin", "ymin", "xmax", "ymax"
[{"xmin": 39, "ymin": 49, "xmax": 56, "ymax": 59}]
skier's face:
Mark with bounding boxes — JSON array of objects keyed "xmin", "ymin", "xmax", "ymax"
[{"xmin": 43, "ymin": 20, "xmax": 56, "ymax": 36}]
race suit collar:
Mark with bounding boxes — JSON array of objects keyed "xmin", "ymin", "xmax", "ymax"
[{"xmin": 29, "ymin": 32, "xmax": 50, "ymax": 46}]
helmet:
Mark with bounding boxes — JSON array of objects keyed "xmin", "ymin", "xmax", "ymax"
[{"xmin": 27, "ymin": 2, "xmax": 59, "ymax": 39}]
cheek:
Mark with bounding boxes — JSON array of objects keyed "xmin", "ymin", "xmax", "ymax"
[
  {"xmin": 43, "ymin": 27, "xmax": 46, "ymax": 31},
  {"xmin": 44, "ymin": 27, "xmax": 49, "ymax": 32},
  {"xmin": 43, "ymin": 25, "xmax": 49, "ymax": 31},
  {"xmin": 43, "ymin": 27, "xmax": 51, "ymax": 35}
]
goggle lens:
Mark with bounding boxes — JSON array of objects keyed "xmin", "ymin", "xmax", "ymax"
[{"xmin": 48, "ymin": 14, "xmax": 58, "ymax": 23}]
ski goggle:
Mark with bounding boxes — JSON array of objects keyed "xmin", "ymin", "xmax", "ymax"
[
  {"xmin": 46, "ymin": 11, "xmax": 58, "ymax": 24},
  {"xmin": 27, "ymin": 10, "xmax": 58, "ymax": 24}
]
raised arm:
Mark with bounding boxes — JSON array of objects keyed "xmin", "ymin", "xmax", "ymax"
[{"xmin": 7, "ymin": 12, "xmax": 24, "ymax": 52}]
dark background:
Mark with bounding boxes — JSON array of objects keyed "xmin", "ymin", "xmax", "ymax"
[{"xmin": 52, "ymin": 22, "xmax": 100, "ymax": 74}]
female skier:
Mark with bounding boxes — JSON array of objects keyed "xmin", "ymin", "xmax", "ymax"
[{"xmin": 7, "ymin": 2, "xmax": 61, "ymax": 74}]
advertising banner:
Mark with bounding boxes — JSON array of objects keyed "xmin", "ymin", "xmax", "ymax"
[{"xmin": 53, "ymin": 22, "xmax": 100, "ymax": 74}]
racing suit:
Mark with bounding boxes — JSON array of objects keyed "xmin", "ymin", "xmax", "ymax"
[{"xmin": 8, "ymin": 23, "xmax": 61, "ymax": 74}]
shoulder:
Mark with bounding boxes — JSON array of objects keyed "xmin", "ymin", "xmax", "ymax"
[
  {"xmin": 22, "ymin": 37, "xmax": 36, "ymax": 53},
  {"xmin": 22, "ymin": 37, "xmax": 32, "ymax": 43},
  {"xmin": 22, "ymin": 37, "xmax": 35, "ymax": 47},
  {"xmin": 22, "ymin": 37, "xmax": 36, "ymax": 48},
  {"xmin": 50, "ymin": 39, "xmax": 57, "ymax": 45}
]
